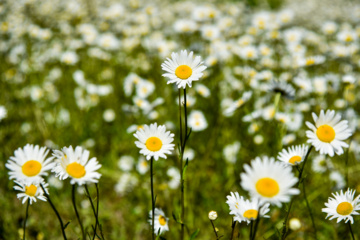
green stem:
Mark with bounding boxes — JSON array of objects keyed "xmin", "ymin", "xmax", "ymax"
[
  {"xmin": 251, "ymin": 216, "xmax": 261, "ymax": 240},
  {"xmin": 95, "ymin": 183, "xmax": 105, "ymax": 240},
  {"xmin": 302, "ymin": 181, "xmax": 317, "ymax": 239},
  {"xmin": 281, "ymin": 146, "xmax": 313, "ymax": 240},
  {"xmin": 40, "ymin": 184, "xmax": 67, "ymax": 240},
  {"xmin": 348, "ymin": 222, "xmax": 355, "ymax": 240},
  {"xmin": 72, "ymin": 185, "xmax": 85, "ymax": 240},
  {"xmin": 84, "ymin": 184, "xmax": 102, "ymax": 240},
  {"xmin": 249, "ymin": 221, "xmax": 253, "ymax": 240},
  {"xmin": 230, "ymin": 220, "xmax": 236, "ymax": 240},
  {"xmin": 210, "ymin": 220, "xmax": 219, "ymax": 239},
  {"xmin": 150, "ymin": 156, "xmax": 155, "ymax": 240},
  {"xmin": 23, "ymin": 199, "xmax": 30, "ymax": 240}
]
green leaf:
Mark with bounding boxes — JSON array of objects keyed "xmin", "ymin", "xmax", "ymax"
[
  {"xmin": 183, "ymin": 158, "xmax": 189, "ymax": 176},
  {"xmin": 189, "ymin": 229, "xmax": 200, "ymax": 240}
]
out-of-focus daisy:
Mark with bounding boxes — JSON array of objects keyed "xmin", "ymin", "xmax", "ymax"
[
  {"xmin": 136, "ymin": 157, "xmax": 149, "ymax": 175},
  {"xmin": 297, "ymin": 55, "xmax": 325, "ymax": 67},
  {"xmin": 97, "ymin": 33, "xmax": 120, "ymax": 51},
  {"xmin": 240, "ymin": 156, "xmax": 300, "ymax": 207},
  {"xmin": 161, "ymin": 50, "xmax": 207, "ymax": 89},
  {"xmin": 195, "ymin": 84, "xmax": 210, "ymax": 98},
  {"xmin": 14, "ymin": 179, "xmax": 49, "ymax": 205},
  {"xmin": 6, "ymin": 144, "xmax": 54, "ymax": 182},
  {"xmin": 322, "ymin": 188, "xmax": 360, "ymax": 224},
  {"xmin": 277, "ymin": 144, "xmax": 309, "ymax": 166},
  {"xmin": 268, "ymin": 80, "xmax": 295, "ymax": 99},
  {"xmin": 167, "ymin": 167, "xmax": 180, "ymax": 189},
  {"xmin": 306, "ymin": 109, "xmax": 352, "ymax": 157},
  {"xmin": 133, "ymin": 123, "xmax": 175, "ymax": 161},
  {"xmin": 52, "ymin": 146, "xmax": 102, "ymax": 185},
  {"xmin": 118, "ymin": 156, "xmax": 134, "ymax": 172},
  {"xmin": 223, "ymin": 91, "xmax": 252, "ymax": 117},
  {"xmin": 226, "ymin": 192, "xmax": 270, "ymax": 224},
  {"xmin": 223, "ymin": 141, "xmax": 241, "ymax": 164},
  {"xmin": 60, "ymin": 51, "xmax": 78, "ymax": 65},
  {"xmin": 0, "ymin": 105, "xmax": 7, "ymax": 121},
  {"xmin": 148, "ymin": 208, "xmax": 169, "ymax": 235},
  {"xmin": 188, "ymin": 110, "xmax": 208, "ymax": 131}
]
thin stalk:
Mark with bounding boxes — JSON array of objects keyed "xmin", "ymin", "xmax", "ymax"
[
  {"xmin": 210, "ymin": 220, "xmax": 219, "ymax": 239},
  {"xmin": 230, "ymin": 220, "xmax": 236, "ymax": 240},
  {"xmin": 95, "ymin": 183, "xmax": 105, "ymax": 240},
  {"xmin": 40, "ymin": 184, "xmax": 67, "ymax": 240},
  {"xmin": 150, "ymin": 156, "xmax": 155, "ymax": 240},
  {"xmin": 251, "ymin": 217, "xmax": 261, "ymax": 240},
  {"xmin": 84, "ymin": 184, "xmax": 102, "ymax": 240},
  {"xmin": 72, "ymin": 185, "xmax": 85, "ymax": 240},
  {"xmin": 23, "ymin": 199, "xmax": 30, "ymax": 240},
  {"xmin": 348, "ymin": 222, "xmax": 355, "ymax": 240},
  {"xmin": 249, "ymin": 221, "xmax": 254, "ymax": 240},
  {"xmin": 302, "ymin": 181, "xmax": 317, "ymax": 239},
  {"xmin": 281, "ymin": 146, "xmax": 313, "ymax": 240}
]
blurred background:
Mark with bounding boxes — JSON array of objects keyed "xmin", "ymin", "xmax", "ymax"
[{"xmin": 1, "ymin": 0, "xmax": 360, "ymax": 239}]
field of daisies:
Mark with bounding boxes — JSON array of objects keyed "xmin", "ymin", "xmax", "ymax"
[{"xmin": 1, "ymin": 0, "xmax": 360, "ymax": 239}]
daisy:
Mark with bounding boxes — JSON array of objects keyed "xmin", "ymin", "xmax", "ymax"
[
  {"xmin": 52, "ymin": 146, "xmax": 102, "ymax": 185},
  {"xmin": 148, "ymin": 208, "xmax": 169, "ymax": 235},
  {"xmin": 322, "ymin": 188, "xmax": 360, "ymax": 224},
  {"xmin": 268, "ymin": 80, "xmax": 295, "ymax": 99},
  {"xmin": 161, "ymin": 50, "xmax": 207, "ymax": 89},
  {"xmin": 134, "ymin": 123, "xmax": 175, "ymax": 161},
  {"xmin": 14, "ymin": 179, "xmax": 49, "ymax": 205},
  {"xmin": 240, "ymin": 156, "xmax": 300, "ymax": 207},
  {"xmin": 226, "ymin": 192, "xmax": 270, "ymax": 224},
  {"xmin": 6, "ymin": 144, "xmax": 55, "ymax": 182},
  {"xmin": 306, "ymin": 109, "xmax": 352, "ymax": 157},
  {"xmin": 277, "ymin": 144, "xmax": 309, "ymax": 166}
]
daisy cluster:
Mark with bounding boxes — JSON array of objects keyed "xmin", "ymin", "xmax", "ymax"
[{"xmin": 6, "ymin": 144, "xmax": 101, "ymax": 204}]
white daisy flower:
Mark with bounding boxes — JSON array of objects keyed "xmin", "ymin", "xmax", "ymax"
[
  {"xmin": 134, "ymin": 123, "xmax": 175, "ymax": 161},
  {"xmin": 14, "ymin": 179, "xmax": 49, "ymax": 205},
  {"xmin": 188, "ymin": 110, "xmax": 208, "ymax": 132},
  {"xmin": 161, "ymin": 50, "xmax": 207, "ymax": 89},
  {"xmin": 6, "ymin": 144, "xmax": 55, "ymax": 182},
  {"xmin": 306, "ymin": 109, "xmax": 352, "ymax": 157},
  {"xmin": 226, "ymin": 192, "xmax": 270, "ymax": 224},
  {"xmin": 52, "ymin": 146, "xmax": 102, "ymax": 185},
  {"xmin": 277, "ymin": 144, "xmax": 309, "ymax": 166},
  {"xmin": 148, "ymin": 208, "xmax": 169, "ymax": 235},
  {"xmin": 240, "ymin": 156, "xmax": 300, "ymax": 207},
  {"xmin": 322, "ymin": 188, "xmax": 360, "ymax": 224}
]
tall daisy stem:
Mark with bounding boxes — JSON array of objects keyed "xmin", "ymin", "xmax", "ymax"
[
  {"xmin": 302, "ymin": 181, "xmax": 317, "ymax": 239},
  {"xmin": 230, "ymin": 219, "xmax": 236, "ymax": 240},
  {"xmin": 85, "ymin": 184, "xmax": 103, "ymax": 240},
  {"xmin": 72, "ymin": 185, "xmax": 85, "ymax": 240},
  {"xmin": 23, "ymin": 199, "xmax": 30, "ymax": 240},
  {"xmin": 281, "ymin": 146, "xmax": 313, "ymax": 240},
  {"xmin": 249, "ymin": 221, "xmax": 253, "ymax": 240},
  {"xmin": 210, "ymin": 220, "xmax": 219, "ymax": 239},
  {"xmin": 348, "ymin": 222, "xmax": 355, "ymax": 240},
  {"xmin": 251, "ymin": 216, "xmax": 261, "ymax": 240},
  {"xmin": 150, "ymin": 156, "xmax": 155, "ymax": 240},
  {"xmin": 40, "ymin": 184, "xmax": 67, "ymax": 240}
]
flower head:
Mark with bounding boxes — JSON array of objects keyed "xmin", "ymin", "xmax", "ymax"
[
  {"xmin": 161, "ymin": 50, "xmax": 207, "ymax": 89},
  {"xmin": 133, "ymin": 123, "xmax": 175, "ymax": 161},
  {"xmin": 240, "ymin": 156, "xmax": 300, "ymax": 207},
  {"xmin": 52, "ymin": 146, "xmax": 102, "ymax": 185},
  {"xmin": 6, "ymin": 144, "xmax": 55, "ymax": 182},
  {"xmin": 322, "ymin": 188, "xmax": 360, "ymax": 224},
  {"xmin": 14, "ymin": 179, "xmax": 49, "ymax": 205},
  {"xmin": 149, "ymin": 208, "xmax": 169, "ymax": 235},
  {"xmin": 277, "ymin": 144, "xmax": 309, "ymax": 166},
  {"xmin": 226, "ymin": 192, "xmax": 270, "ymax": 224},
  {"xmin": 306, "ymin": 109, "xmax": 352, "ymax": 157}
]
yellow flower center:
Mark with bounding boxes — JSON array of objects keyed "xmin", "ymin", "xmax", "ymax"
[
  {"xmin": 256, "ymin": 177, "xmax": 280, "ymax": 198},
  {"xmin": 22, "ymin": 160, "xmax": 42, "ymax": 177},
  {"xmin": 243, "ymin": 209, "xmax": 258, "ymax": 219},
  {"xmin": 66, "ymin": 162, "xmax": 86, "ymax": 178},
  {"xmin": 306, "ymin": 59, "xmax": 315, "ymax": 65},
  {"xmin": 158, "ymin": 215, "xmax": 167, "ymax": 226},
  {"xmin": 289, "ymin": 156, "xmax": 302, "ymax": 165},
  {"xmin": 145, "ymin": 137, "xmax": 163, "ymax": 152},
  {"xmin": 25, "ymin": 185, "xmax": 38, "ymax": 197},
  {"xmin": 336, "ymin": 202, "xmax": 353, "ymax": 215},
  {"xmin": 175, "ymin": 65, "xmax": 192, "ymax": 80},
  {"xmin": 316, "ymin": 124, "xmax": 335, "ymax": 143}
]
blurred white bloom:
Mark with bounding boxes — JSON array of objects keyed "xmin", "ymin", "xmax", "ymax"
[
  {"xmin": 0, "ymin": 106, "xmax": 7, "ymax": 121},
  {"xmin": 289, "ymin": 218, "xmax": 301, "ymax": 231},
  {"xmin": 114, "ymin": 173, "xmax": 138, "ymax": 195},
  {"xmin": 223, "ymin": 141, "xmax": 241, "ymax": 164},
  {"xmin": 173, "ymin": 19, "xmax": 197, "ymax": 33},
  {"xmin": 103, "ymin": 109, "xmax": 116, "ymax": 122},
  {"xmin": 136, "ymin": 157, "xmax": 149, "ymax": 175},
  {"xmin": 188, "ymin": 110, "xmax": 208, "ymax": 131},
  {"xmin": 330, "ymin": 171, "xmax": 345, "ymax": 190},
  {"xmin": 118, "ymin": 156, "xmax": 134, "ymax": 172},
  {"xmin": 97, "ymin": 33, "xmax": 120, "ymax": 51},
  {"xmin": 61, "ymin": 51, "xmax": 78, "ymax": 65},
  {"xmin": 183, "ymin": 148, "xmax": 195, "ymax": 161},
  {"xmin": 167, "ymin": 167, "xmax": 180, "ymax": 189}
]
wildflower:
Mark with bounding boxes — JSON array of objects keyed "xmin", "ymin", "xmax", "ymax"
[
  {"xmin": 240, "ymin": 156, "xmax": 300, "ymax": 207},
  {"xmin": 52, "ymin": 146, "xmax": 101, "ymax": 185},
  {"xmin": 208, "ymin": 211, "xmax": 218, "ymax": 221},
  {"xmin": 226, "ymin": 192, "xmax": 270, "ymax": 224},
  {"xmin": 161, "ymin": 50, "xmax": 207, "ymax": 89},
  {"xmin": 322, "ymin": 188, "xmax": 360, "ymax": 224},
  {"xmin": 14, "ymin": 179, "xmax": 49, "ymax": 204},
  {"xmin": 60, "ymin": 51, "xmax": 78, "ymax": 65},
  {"xmin": 6, "ymin": 144, "xmax": 54, "ymax": 182},
  {"xmin": 149, "ymin": 208, "xmax": 169, "ymax": 235},
  {"xmin": 306, "ymin": 109, "xmax": 352, "ymax": 157},
  {"xmin": 188, "ymin": 110, "xmax": 208, "ymax": 132},
  {"xmin": 134, "ymin": 123, "xmax": 175, "ymax": 160},
  {"xmin": 118, "ymin": 156, "xmax": 134, "ymax": 172},
  {"xmin": 277, "ymin": 144, "xmax": 309, "ymax": 166},
  {"xmin": 289, "ymin": 218, "xmax": 301, "ymax": 231},
  {"xmin": 268, "ymin": 80, "xmax": 295, "ymax": 99}
]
